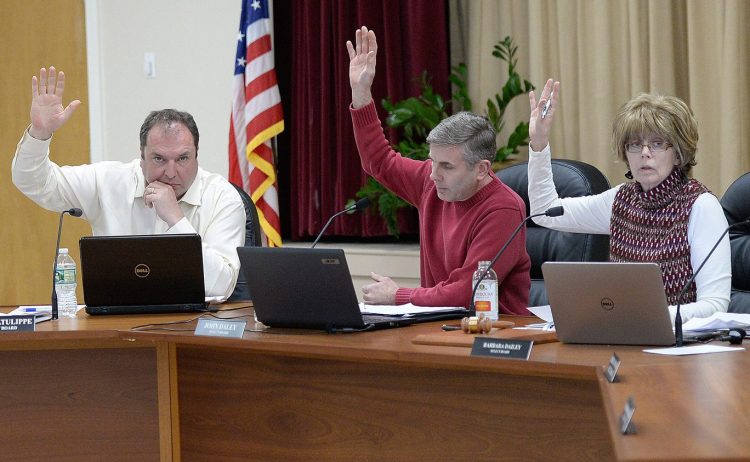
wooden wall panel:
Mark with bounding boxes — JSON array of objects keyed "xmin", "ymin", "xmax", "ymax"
[{"xmin": 0, "ymin": 0, "xmax": 91, "ymax": 304}]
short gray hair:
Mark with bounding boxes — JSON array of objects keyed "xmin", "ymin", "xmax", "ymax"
[
  {"xmin": 426, "ymin": 112, "xmax": 497, "ymax": 166},
  {"xmin": 140, "ymin": 109, "xmax": 199, "ymax": 155}
]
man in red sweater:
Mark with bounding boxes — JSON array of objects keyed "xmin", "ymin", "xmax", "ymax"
[{"xmin": 347, "ymin": 26, "xmax": 531, "ymax": 314}]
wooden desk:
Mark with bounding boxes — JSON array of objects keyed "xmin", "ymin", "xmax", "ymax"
[{"xmin": 2, "ymin": 309, "xmax": 749, "ymax": 461}]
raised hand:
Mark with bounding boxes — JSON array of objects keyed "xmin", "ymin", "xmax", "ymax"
[
  {"xmin": 528, "ymin": 79, "xmax": 559, "ymax": 152},
  {"xmin": 346, "ymin": 26, "xmax": 377, "ymax": 108},
  {"xmin": 29, "ymin": 66, "xmax": 81, "ymax": 140}
]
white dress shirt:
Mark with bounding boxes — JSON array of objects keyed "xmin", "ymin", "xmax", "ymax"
[
  {"xmin": 12, "ymin": 130, "xmax": 246, "ymax": 300},
  {"xmin": 527, "ymin": 145, "xmax": 731, "ymax": 324}
]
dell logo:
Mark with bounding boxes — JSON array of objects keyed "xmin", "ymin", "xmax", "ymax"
[
  {"xmin": 134, "ymin": 264, "xmax": 151, "ymax": 278},
  {"xmin": 601, "ymin": 298, "xmax": 614, "ymax": 311},
  {"xmin": 321, "ymin": 258, "xmax": 341, "ymax": 265}
]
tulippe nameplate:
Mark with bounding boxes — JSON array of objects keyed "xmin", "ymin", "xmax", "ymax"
[{"xmin": 0, "ymin": 315, "xmax": 36, "ymax": 333}]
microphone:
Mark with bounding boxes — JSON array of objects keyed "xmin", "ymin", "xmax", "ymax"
[
  {"xmin": 674, "ymin": 217, "xmax": 748, "ymax": 346},
  {"xmin": 51, "ymin": 208, "xmax": 83, "ymax": 320},
  {"xmin": 469, "ymin": 206, "xmax": 564, "ymax": 310},
  {"xmin": 311, "ymin": 198, "xmax": 371, "ymax": 248}
]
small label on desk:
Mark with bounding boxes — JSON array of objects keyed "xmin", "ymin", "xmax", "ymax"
[
  {"xmin": 0, "ymin": 315, "xmax": 35, "ymax": 332},
  {"xmin": 470, "ymin": 337, "xmax": 532, "ymax": 360},
  {"xmin": 195, "ymin": 319, "xmax": 246, "ymax": 338},
  {"xmin": 619, "ymin": 396, "xmax": 637, "ymax": 435},
  {"xmin": 605, "ymin": 352, "xmax": 621, "ymax": 383}
]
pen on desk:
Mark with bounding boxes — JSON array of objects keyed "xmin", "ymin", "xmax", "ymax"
[{"xmin": 541, "ymin": 90, "xmax": 554, "ymax": 119}]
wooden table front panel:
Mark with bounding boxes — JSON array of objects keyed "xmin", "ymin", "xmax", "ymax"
[
  {"xmin": 176, "ymin": 345, "xmax": 614, "ymax": 461},
  {"xmin": 0, "ymin": 347, "xmax": 160, "ymax": 462}
]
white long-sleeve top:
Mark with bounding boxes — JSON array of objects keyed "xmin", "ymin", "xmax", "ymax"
[
  {"xmin": 12, "ymin": 129, "xmax": 246, "ymax": 300},
  {"xmin": 528, "ymin": 145, "xmax": 731, "ymax": 324}
]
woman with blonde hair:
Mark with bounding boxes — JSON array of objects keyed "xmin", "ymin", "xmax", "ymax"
[{"xmin": 527, "ymin": 80, "xmax": 731, "ymax": 324}]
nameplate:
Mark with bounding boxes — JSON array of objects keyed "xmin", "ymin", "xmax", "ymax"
[
  {"xmin": 195, "ymin": 319, "xmax": 246, "ymax": 338},
  {"xmin": 470, "ymin": 337, "xmax": 532, "ymax": 360},
  {"xmin": 619, "ymin": 396, "xmax": 637, "ymax": 435},
  {"xmin": 0, "ymin": 315, "xmax": 36, "ymax": 333},
  {"xmin": 605, "ymin": 352, "xmax": 621, "ymax": 383}
]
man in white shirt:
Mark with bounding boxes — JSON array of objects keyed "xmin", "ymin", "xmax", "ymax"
[{"xmin": 12, "ymin": 66, "xmax": 246, "ymax": 299}]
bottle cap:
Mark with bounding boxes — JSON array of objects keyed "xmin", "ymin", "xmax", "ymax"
[{"xmin": 59, "ymin": 248, "xmax": 69, "ymax": 254}]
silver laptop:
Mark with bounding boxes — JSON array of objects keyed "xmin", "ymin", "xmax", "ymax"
[{"xmin": 542, "ymin": 262, "xmax": 676, "ymax": 345}]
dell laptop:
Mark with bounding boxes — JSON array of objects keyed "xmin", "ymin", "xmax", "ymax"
[
  {"xmin": 542, "ymin": 262, "xmax": 676, "ymax": 345},
  {"xmin": 80, "ymin": 234, "xmax": 210, "ymax": 315},
  {"xmin": 237, "ymin": 247, "xmax": 468, "ymax": 332}
]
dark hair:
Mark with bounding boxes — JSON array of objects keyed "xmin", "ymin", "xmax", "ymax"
[
  {"xmin": 426, "ymin": 112, "xmax": 497, "ymax": 166},
  {"xmin": 139, "ymin": 109, "xmax": 199, "ymax": 155}
]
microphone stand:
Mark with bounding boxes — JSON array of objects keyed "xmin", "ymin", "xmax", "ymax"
[
  {"xmin": 674, "ymin": 219, "xmax": 747, "ymax": 346},
  {"xmin": 311, "ymin": 198, "xmax": 370, "ymax": 248}
]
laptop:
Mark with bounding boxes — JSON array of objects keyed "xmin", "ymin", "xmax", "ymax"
[
  {"xmin": 237, "ymin": 247, "xmax": 468, "ymax": 332},
  {"xmin": 80, "ymin": 234, "xmax": 210, "ymax": 315},
  {"xmin": 542, "ymin": 262, "xmax": 676, "ymax": 345}
]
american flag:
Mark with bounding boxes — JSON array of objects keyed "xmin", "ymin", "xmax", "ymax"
[{"xmin": 229, "ymin": 0, "xmax": 284, "ymax": 247}]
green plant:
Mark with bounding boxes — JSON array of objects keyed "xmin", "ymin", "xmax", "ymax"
[{"xmin": 353, "ymin": 36, "xmax": 535, "ymax": 237}]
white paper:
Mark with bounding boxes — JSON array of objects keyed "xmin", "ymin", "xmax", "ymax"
[
  {"xmin": 644, "ymin": 344, "xmax": 745, "ymax": 356},
  {"xmin": 359, "ymin": 302, "xmax": 466, "ymax": 316},
  {"xmin": 682, "ymin": 312, "xmax": 750, "ymax": 333},
  {"xmin": 527, "ymin": 305, "xmax": 553, "ymax": 322}
]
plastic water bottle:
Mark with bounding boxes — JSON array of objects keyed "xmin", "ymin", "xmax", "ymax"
[
  {"xmin": 472, "ymin": 260, "xmax": 498, "ymax": 320},
  {"xmin": 55, "ymin": 248, "xmax": 78, "ymax": 318}
]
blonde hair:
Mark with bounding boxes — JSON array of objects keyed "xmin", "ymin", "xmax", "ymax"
[{"xmin": 611, "ymin": 94, "xmax": 698, "ymax": 174}]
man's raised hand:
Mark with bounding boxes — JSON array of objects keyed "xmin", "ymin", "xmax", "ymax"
[
  {"xmin": 29, "ymin": 66, "xmax": 81, "ymax": 140},
  {"xmin": 346, "ymin": 26, "xmax": 377, "ymax": 109}
]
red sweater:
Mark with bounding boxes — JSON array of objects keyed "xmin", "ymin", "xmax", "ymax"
[{"xmin": 351, "ymin": 102, "xmax": 531, "ymax": 314}]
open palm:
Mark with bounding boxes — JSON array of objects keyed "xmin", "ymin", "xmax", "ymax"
[
  {"xmin": 30, "ymin": 67, "xmax": 80, "ymax": 139},
  {"xmin": 346, "ymin": 26, "xmax": 377, "ymax": 108}
]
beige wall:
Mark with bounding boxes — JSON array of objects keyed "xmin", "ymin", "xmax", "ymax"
[{"xmin": 87, "ymin": 0, "xmax": 240, "ymax": 176}]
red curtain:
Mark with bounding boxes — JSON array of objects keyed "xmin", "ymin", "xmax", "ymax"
[{"xmin": 274, "ymin": 0, "xmax": 450, "ymax": 240}]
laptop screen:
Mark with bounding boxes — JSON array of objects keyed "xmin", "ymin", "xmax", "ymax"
[{"xmin": 79, "ymin": 234, "xmax": 205, "ymax": 308}]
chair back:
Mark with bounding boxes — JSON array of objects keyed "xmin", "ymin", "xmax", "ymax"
[
  {"xmin": 229, "ymin": 183, "xmax": 262, "ymax": 301},
  {"xmin": 720, "ymin": 172, "xmax": 750, "ymax": 313},
  {"xmin": 496, "ymin": 159, "xmax": 611, "ymax": 306}
]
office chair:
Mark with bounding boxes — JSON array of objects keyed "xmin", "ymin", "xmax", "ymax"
[
  {"xmin": 496, "ymin": 159, "xmax": 611, "ymax": 306},
  {"xmin": 720, "ymin": 172, "xmax": 750, "ymax": 313},
  {"xmin": 228, "ymin": 182, "xmax": 262, "ymax": 301}
]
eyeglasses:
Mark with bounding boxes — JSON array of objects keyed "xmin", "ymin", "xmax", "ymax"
[{"xmin": 624, "ymin": 140, "xmax": 673, "ymax": 154}]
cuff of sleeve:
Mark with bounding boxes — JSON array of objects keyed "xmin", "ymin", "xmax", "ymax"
[
  {"xmin": 21, "ymin": 125, "xmax": 53, "ymax": 148},
  {"xmin": 350, "ymin": 101, "xmax": 380, "ymax": 128},
  {"xmin": 395, "ymin": 288, "xmax": 413, "ymax": 305},
  {"xmin": 167, "ymin": 217, "xmax": 196, "ymax": 234},
  {"xmin": 529, "ymin": 144, "xmax": 551, "ymax": 156}
]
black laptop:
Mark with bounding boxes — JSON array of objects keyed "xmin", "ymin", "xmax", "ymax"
[
  {"xmin": 80, "ymin": 234, "xmax": 210, "ymax": 315},
  {"xmin": 237, "ymin": 247, "xmax": 468, "ymax": 332}
]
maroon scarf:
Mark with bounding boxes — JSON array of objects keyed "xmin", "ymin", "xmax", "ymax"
[{"xmin": 610, "ymin": 168, "xmax": 709, "ymax": 304}]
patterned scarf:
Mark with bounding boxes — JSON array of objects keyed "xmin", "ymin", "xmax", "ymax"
[{"xmin": 610, "ymin": 168, "xmax": 709, "ymax": 304}]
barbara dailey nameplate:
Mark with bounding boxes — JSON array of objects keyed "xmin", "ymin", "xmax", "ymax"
[
  {"xmin": 0, "ymin": 315, "xmax": 36, "ymax": 333},
  {"xmin": 471, "ymin": 337, "xmax": 533, "ymax": 360},
  {"xmin": 195, "ymin": 319, "xmax": 247, "ymax": 339}
]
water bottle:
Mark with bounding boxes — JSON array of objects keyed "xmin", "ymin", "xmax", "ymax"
[
  {"xmin": 55, "ymin": 248, "xmax": 78, "ymax": 318},
  {"xmin": 472, "ymin": 260, "xmax": 498, "ymax": 320}
]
